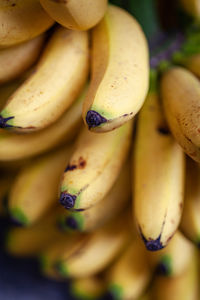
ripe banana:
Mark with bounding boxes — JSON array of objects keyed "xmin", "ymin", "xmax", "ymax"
[
  {"xmin": 59, "ymin": 160, "xmax": 131, "ymax": 232},
  {"xmin": 148, "ymin": 231, "xmax": 195, "ymax": 277},
  {"xmin": 59, "ymin": 121, "xmax": 132, "ymax": 211},
  {"xmin": 5, "ymin": 209, "xmax": 66, "ymax": 257},
  {"xmin": 179, "ymin": 0, "xmax": 200, "ymax": 18},
  {"xmin": 0, "ymin": 0, "xmax": 54, "ymax": 48},
  {"xmin": 82, "ymin": 4, "xmax": 149, "ymax": 132},
  {"xmin": 180, "ymin": 157, "xmax": 200, "ymax": 245},
  {"xmin": 0, "ymin": 35, "xmax": 45, "ymax": 84},
  {"xmin": 133, "ymin": 84, "xmax": 185, "ymax": 251},
  {"xmin": 161, "ymin": 66, "xmax": 200, "ymax": 163},
  {"xmin": 70, "ymin": 276, "xmax": 105, "ymax": 300},
  {"xmin": 0, "ymin": 85, "xmax": 87, "ymax": 161},
  {"xmin": 45, "ymin": 212, "xmax": 131, "ymax": 278},
  {"xmin": 8, "ymin": 145, "xmax": 73, "ymax": 226},
  {"xmin": 0, "ymin": 26, "xmax": 89, "ymax": 131},
  {"xmin": 105, "ymin": 238, "xmax": 151, "ymax": 300},
  {"xmin": 152, "ymin": 251, "xmax": 199, "ymax": 300},
  {"xmin": 40, "ymin": 0, "xmax": 107, "ymax": 30}
]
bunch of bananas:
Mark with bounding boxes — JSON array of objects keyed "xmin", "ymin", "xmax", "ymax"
[{"xmin": 0, "ymin": 0, "xmax": 200, "ymax": 299}]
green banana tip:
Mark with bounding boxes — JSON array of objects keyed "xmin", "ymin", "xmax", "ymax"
[
  {"xmin": 54, "ymin": 261, "xmax": 69, "ymax": 277},
  {"xmin": 9, "ymin": 208, "xmax": 29, "ymax": 226},
  {"xmin": 156, "ymin": 255, "xmax": 173, "ymax": 276},
  {"xmin": 104, "ymin": 284, "xmax": 123, "ymax": 300}
]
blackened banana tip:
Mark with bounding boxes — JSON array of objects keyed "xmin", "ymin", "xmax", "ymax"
[
  {"xmin": 141, "ymin": 233, "xmax": 164, "ymax": 251},
  {"xmin": 156, "ymin": 263, "xmax": 169, "ymax": 276},
  {"xmin": 59, "ymin": 192, "xmax": 76, "ymax": 209},
  {"xmin": 65, "ymin": 216, "xmax": 78, "ymax": 230},
  {"xmin": 100, "ymin": 292, "xmax": 115, "ymax": 300},
  {"xmin": 86, "ymin": 110, "xmax": 107, "ymax": 128},
  {"xmin": 0, "ymin": 115, "xmax": 14, "ymax": 128}
]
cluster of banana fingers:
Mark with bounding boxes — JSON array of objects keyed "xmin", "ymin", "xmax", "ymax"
[{"xmin": 0, "ymin": 0, "xmax": 200, "ymax": 300}]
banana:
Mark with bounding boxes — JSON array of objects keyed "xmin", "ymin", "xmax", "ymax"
[
  {"xmin": 0, "ymin": 35, "xmax": 45, "ymax": 84},
  {"xmin": 8, "ymin": 145, "xmax": 73, "ymax": 226},
  {"xmin": 82, "ymin": 4, "xmax": 149, "ymax": 133},
  {"xmin": 0, "ymin": 0, "xmax": 54, "ymax": 48},
  {"xmin": 161, "ymin": 66, "xmax": 200, "ymax": 163},
  {"xmin": 179, "ymin": 0, "xmax": 200, "ymax": 18},
  {"xmin": 0, "ymin": 26, "xmax": 89, "ymax": 132},
  {"xmin": 59, "ymin": 120, "xmax": 132, "ymax": 211},
  {"xmin": 5, "ymin": 208, "xmax": 66, "ymax": 257},
  {"xmin": 133, "ymin": 81, "xmax": 185, "ymax": 251},
  {"xmin": 148, "ymin": 231, "xmax": 195, "ymax": 276},
  {"xmin": 105, "ymin": 238, "xmax": 151, "ymax": 300},
  {"xmin": 152, "ymin": 250, "xmax": 199, "ymax": 300},
  {"xmin": 59, "ymin": 160, "xmax": 131, "ymax": 232},
  {"xmin": 180, "ymin": 157, "xmax": 200, "ymax": 245},
  {"xmin": 43, "ymin": 212, "xmax": 131, "ymax": 278},
  {"xmin": 70, "ymin": 276, "xmax": 105, "ymax": 300},
  {"xmin": 0, "ymin": 85, "xmax": 87, "ymax": 161},
  {"xmin": 40, "ymin": 0, "xmax": 107, "ymax": 30}
]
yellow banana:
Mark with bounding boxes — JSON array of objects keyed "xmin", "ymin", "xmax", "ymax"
[
  {"xmin": 59, "ymin": 160, "xmax": 131, "ymax": 232},
  {"xmin": 82, "ymin": 5, "xmax": 149, "ymax": 132},
  {"xmin": 0, "ymin": 0, "xmax": 54, "ymax": 48},
  {"xmin": 43, "ymin": 212, "xmax": 131, "ymax": 278},
  {"xmin": 0, "ymin": 35, "xmax": 45, "ymax": 84},
  {"xmin": 40, "ymin": 0, "xmax": 107, "ymax": 30},
  {"xmin": 161, "ymin": 66, "xmax": 200, "ymax": 163},
  {"xmin": 148, "ymin": 231, "xmax": 195, "ymax": 276},
  {"xmin": 133, "ymin": 83, "xmax": 185, "ymax": 251},
  {"xmin": 70, "ymin": 276, "xmax": 105, "ymax": 300},
  {"xmin": 0, "ymin": 26, "xmax": 89, "ymax": 131},
  {"xmin": 105, "ymin": 238, "xmax": 151, "ymax": 300},
  {"xmin": 0, "ymin": 85, "xmax": 87, "ymax": 161},
  {"xmin": 181, "ymin": 157, "xmax": 200, "ymax": 245},
  {"xmin": 8, "ymin": 145, "xmax": 73, "ymax": 226},
  {"xmin": 59, "ymin": 121, "xmax": 132, "ymax": 211},
  {"xmin": 5, "ymin": 208, "xmax": 65, "ymax": 257},
  {"xmin": 179, "ymin": 0, "xmax": 200, "ymax": 18},
  {"xmin": 152, "ymin": 251, "xmax": 199, "ymax": 300}
]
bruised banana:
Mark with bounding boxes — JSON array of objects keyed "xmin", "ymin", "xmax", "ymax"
[
  {"xmin": 179, "ymin": 0, "xmax": 200, "ymax": 18},
  {"xmin": 8, "ymin": 145, "xmax": 73, "ymax": 226},
  {"xmin": 0, "ymin": 27, "xmax": 89, "ymax": 132},
  {"xmin": 181, "ymin": 157, "xmax": 200, "ymax": 246},
  {"xmin": 161, "ymin": 67, "xmax": 200, "ymax": 163},
  {"xmin": 59, "ymin": 159, "xmax": 131, "ymax": 232},
  {"xmin": 82, "ymin": 4, "xmax": 149, "ymax": 132},
  {"xmin": 0, "ymin": 35, "xmax": 45, "ymax": 84},
  {"xmin": 59, "ymin": 121, "xmax": 132, "ymax": 211},
  {"xmin": 0, "ymin": 0, "xmax": 54, "ymax": 48},
  {"xmin": 40, "ymin": 0, "xmax": 107, "ymax": 30},
  {"xmin": 133, "ymin": 81, "xmax": 185, "ymax": 251},
  {"xmin": 0, "ymin": 85, "xmax": 87, "ymax": 161},
  {"xmin": 105, "ymin": 238, "xmax": 151, "ymax": 300},
  {"xmin": 70, "ymin": 276, "xmax": 105, "ymax": 300},
  {"xmin": 152, "ymin": 250, "xmax": 199, "ymax": 300},
  {"xmin": 43, "ymin": 211, "xmax": 131, "ymax": 278},
  {"xmin": 5, "ymin": 208, "xmax": 66, "ymax": 257},
  {"xmin": 148, "ymin": 231, "xmax": 195, "ymax": 277}
]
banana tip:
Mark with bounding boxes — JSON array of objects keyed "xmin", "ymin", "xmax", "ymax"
[
  {"xmin": 59, "ymin": 192, "xmax": 76, "ymax": 209},
  {"xmin": 100, "ymin": 292, "xmax": 116, "ymax": 300},
  {"xmin": 85, "ymin": 110, "xmax": 107, "ymax": 128},
  {"xmin": 141, "ymin": 233, "xmax": 164, "ymax": 251},
  {"xmin": 156, "ymin": 263, "xmax": 170, "ymax": 276},
  {"xmin": 65, "ymin": 216, "xmax": 79, "ymax": 230},
  {"xmin": 0, "ymin": 115, "xmax": 14, "ymax": 128}
]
